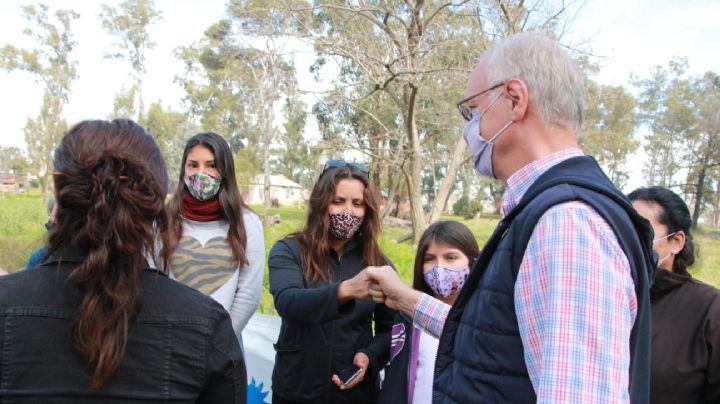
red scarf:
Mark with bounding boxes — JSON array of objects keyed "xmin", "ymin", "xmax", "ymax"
[{"xmin": 182, "ymin": 193, "xmax": 222, "ymax": 222}]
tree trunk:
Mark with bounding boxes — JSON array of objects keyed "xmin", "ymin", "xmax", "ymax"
[
  {"xmin": 404, "ymin": 84, "xmax": 427, "ymax": 244},
  {"xmin": 692, "ymin": 163, "xmax": 707, "ymax": 229},
  {"xmin": 393, "ymin": 179, "xmax": 405, "ymax": 218},
  {"xmin": 137, "ymin": 77, "xmax": 144, "ymax": 122},
  {"xmin": 263, "ymin": 102, "xmax": 272, "ymax": 210},
  {"xmin": 380, "ymin": 172, "xmax": 402, "ymax": 220},
  {"xmin": 429, "ymin": 135, "xmax": 468, "ymax": 223},
  {"xmin": 714, "ymin": 179, "xmax": 720, "ymax": 227}
]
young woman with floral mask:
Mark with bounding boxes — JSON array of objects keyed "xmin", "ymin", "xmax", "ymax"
[
  {"xmin": 377, "ymin": 221, "xmax": 479, "ymax": 404},
  {"xmin": 165, "ymin": 132, "xmax": 265, "ymax": 346},
  {"xmin": 268, "ymin": 160, "xmax": 394, "ymax": 404}
]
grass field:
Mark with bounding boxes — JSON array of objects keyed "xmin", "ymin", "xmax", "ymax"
[{"xmin": 3, "ymin": 192, "xmax": 720, "ymax": 315}]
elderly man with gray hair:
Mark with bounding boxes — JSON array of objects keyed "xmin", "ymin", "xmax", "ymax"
[{"xmin": 367, "ymin": 32, "xmax": 655, "ymax": 403}]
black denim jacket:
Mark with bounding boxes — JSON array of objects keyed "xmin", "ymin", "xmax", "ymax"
[{"xmin": 0, "ymin": 248, "xmax": 246, "ymax": 403}]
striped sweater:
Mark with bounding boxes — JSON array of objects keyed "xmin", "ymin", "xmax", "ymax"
[{"xmin": 169, "ymin": 210, "xmax": 265, "ymax": 335}]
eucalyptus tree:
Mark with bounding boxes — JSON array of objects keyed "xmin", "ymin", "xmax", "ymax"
[
  {"xmin": 229, "ymin": 0, "xmax": 579, "ymax": 242},
  {"xmin": 580, "ymin": 81, "xmax": 638, "ymax": 190},
  {"xmin": 634, "ymin": 59, "xmax": 720, "ymax": 227},
  {"xmin": 99, "ymin": 0, "xmax": 163, "ymax": 121},
  {"xmin": 0, "ymin": 4, "xmax": 79, "ymax": 201}
]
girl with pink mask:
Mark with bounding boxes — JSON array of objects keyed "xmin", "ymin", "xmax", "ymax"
[{"xmin": 378, "ymin": 221, "xmax": 479, "ymax": 404}]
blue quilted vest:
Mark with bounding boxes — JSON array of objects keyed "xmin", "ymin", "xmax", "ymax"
[{"xmin": 433, "ymin": 156, "xmax": 654, "ymax": 403}]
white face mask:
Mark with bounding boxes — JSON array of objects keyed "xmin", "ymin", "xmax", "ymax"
[
  {"xmin": 461, "ymin": 91, "xmax": 513, "ymax": 178},
  {"xmin": 653, "ymin": 231, "xmax": 677, "ymax": 268}
]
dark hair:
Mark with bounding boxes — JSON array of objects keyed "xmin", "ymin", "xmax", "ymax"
[
  {"xmin": 628, "ymin": 186, "xmax": 696, "ymax": 275},
  {"xmin": 49, "ymin": 119, "xmax": 169, "ymax": 390},
  {"xmin": 412, "ymin": 221, "xmax": 480, "ymax": 295},
  {"xmin": 166, "ymin": 132, "xmax": 248, "ymax": 266},
  {"xmin": 294, "ymin": 166, "xmax": 385, "ymax": 282}
]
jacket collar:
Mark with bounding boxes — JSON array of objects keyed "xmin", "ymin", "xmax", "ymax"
[
  {"xmin": 329, "ymin": 237, "xmax": 362, "ymax": 258},
  {"xmin": 41, "ymin": 246, "xmax": 166, "ymax": 276},
  {"xmin": 651, "ymin": 267, "xmax": 690, "ymax": 301}
]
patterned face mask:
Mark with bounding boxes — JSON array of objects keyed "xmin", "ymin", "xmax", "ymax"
[
  {"xmin": 329, "ymin": 211, "xmax": 364, "ymax": 240},
  {"xmin": 423, "ymin": 265, "xmax": 470, "ymax": 298},
  {"xmin": 184, "ymin": 171, "xmax": 222, "ymax": 201}
]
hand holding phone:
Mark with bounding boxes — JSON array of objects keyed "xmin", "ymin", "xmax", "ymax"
[
  {"xmin": 338, "ymin": 365, "xmax": 362, "ymax": 386},
  {"xmin": 331, "ymin": 352, "xmax": 369, "ymax": 390}
]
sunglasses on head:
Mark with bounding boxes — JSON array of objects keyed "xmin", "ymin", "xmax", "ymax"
[{"xmin": 322, "ymin": 159, "xmax": 370, "ymax": 175}]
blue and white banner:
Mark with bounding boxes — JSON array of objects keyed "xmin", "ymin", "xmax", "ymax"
[{"xmin": 242, "ymin": 313, "xmax": 280, "ymax": 404}]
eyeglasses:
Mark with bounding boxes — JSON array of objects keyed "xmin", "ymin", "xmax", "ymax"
[
  {"xmin": 456, "ymin": 82, "xmax": 507, "ymax": 121},
  {"xmin": 652, "ymin": 231, "xmax": 677, "ymax": 243},
  {"xmin": 322, "ymin": 159, "xmax": 370, "ymax": 175}
]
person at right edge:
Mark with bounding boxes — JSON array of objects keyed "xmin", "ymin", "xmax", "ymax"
[
  {"xmin": 366, "ymin": 31, "xmax": 655, "ymax": 403},
  {"xmin": 629, "ymin": 186, "xmax": 720, "ymax": 403}
]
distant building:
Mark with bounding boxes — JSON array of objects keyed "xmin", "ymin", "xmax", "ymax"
[
  {"xmin": 0, "ymin": 171, "xmax": 29, "ymax": 193},
  {"xmin": 242, "ymin": 174, "xmax": 308, "ymax": 206}
]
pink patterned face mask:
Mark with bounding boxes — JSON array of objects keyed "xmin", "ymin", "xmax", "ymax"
[
  {"xmin": 329, "ymin": 211, "xmax": 364, "ymax": 240},
  {"xmin": 423, "ymin": 265, "xmax": 470, "ymax": 298}
]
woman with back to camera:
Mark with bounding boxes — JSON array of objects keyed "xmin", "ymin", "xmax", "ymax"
[
  {"xmin": 165, "ymin": 132, "xmax": 264, "ymax": 344},
  {"xmin": 378, "ymin": 220, "xmax": 479, "ymax": 404},
  {"xmin": 628, "ymin": 186, "xmax": 720, "ymax": 403},
  {"xmin": 268, "ymin": 160, "xmax": 394, "ymax": 404},
  {"xmin": 0, "ymin": 119, "xmax": 246, "ymax": 403}
]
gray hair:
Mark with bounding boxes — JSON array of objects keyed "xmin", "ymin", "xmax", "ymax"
[{"xmin": 483, "ymin": 32, "xmax": 586, "ymax": 134}]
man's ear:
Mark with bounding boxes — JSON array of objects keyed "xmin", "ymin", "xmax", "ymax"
[{"xmin": 505, "ymin": 78, "xmax": 529, "ymax": 122}]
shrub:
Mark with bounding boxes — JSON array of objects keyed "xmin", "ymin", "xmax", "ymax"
[{"xmin": 453, "ymin": 195, "xmax": 482, "ymax": 219}]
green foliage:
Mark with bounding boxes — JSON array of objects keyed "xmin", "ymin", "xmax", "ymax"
[
  {"xmin": 234, "ymin": 145, "xmax": 263, "ymax": 187},
  {"xmin": 110, "ymin": 84, "xmax": 138, "ymax": 119},
  {"xmin": 0, "ymin": 146, "xmax": 30, "ymax": 174},
  {"xmin": 99, "ymin": 0, "xmax": 162, "ymax": 73},
  {"xmin": 141, "ymin": 102, "xmax": 193, "ymax": 180},
  {"xmin": 0, "ymin": 193, "xmax": 47, "ymax": 272},
  {"xmin": 273, "ymin": 97, "xmax": 316, "ymax": 189},
  {"xmin": 581, "ymin": 79, "xmax": 638, "ymax": 189},
  {"xmin": 453, "ymin": 195, "xmax": 481, "ymax": 219},
  {"xmin": 100, "ymin": 0, "xmax": 163, "ymax": 120},
  {"xmin": 175, "ymin": 22, "xmax": 298, "ymax": 154}
]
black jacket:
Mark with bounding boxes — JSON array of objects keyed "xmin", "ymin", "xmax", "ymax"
[
  {"xmin": 0, "ymin": 248, "xmax": 246, "ymax": 403},
  {"xmin": 268, "ymin": 237, "xmax": 394, "ymax": 403},
  {"xmin": 377, "ymin": 312, "xmax": 414, "ymax": 404},
  {"xmin": 650, "ymin": 268, "xmax": 720, "ymax": 403}
]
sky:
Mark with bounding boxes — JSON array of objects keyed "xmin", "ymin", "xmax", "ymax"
[{"xmin": 0, "ymin": 0, "xmax": 718, "ymax": 190}]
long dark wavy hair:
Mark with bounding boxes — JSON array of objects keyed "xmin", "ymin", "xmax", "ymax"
[
  {"xmin": 628, "ymin": 186, "xmax": 696, "ymax": 275},
  {"xmin": 412, "ymin": 221, "xmax": 480, "ymax": 295},
  {"xmin": 165, "ymin": 132, "xmax": 249, "ymax": 266},
  {"xmin": 49, "ymin": 119, "xmax": 169, "ymax": 390},
  {"xmin": 294, "ymin": 166, "xmax": 385, "ymax": 282}
]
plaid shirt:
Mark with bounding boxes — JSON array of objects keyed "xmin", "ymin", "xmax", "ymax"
[{"xmin": 414, "ymin": 148, "xmax": 637, "ymax": 403}]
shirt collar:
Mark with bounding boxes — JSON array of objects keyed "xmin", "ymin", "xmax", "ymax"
[{"xmin": 502, "ymin": 148, "xmax": 584, "ymax": 215}]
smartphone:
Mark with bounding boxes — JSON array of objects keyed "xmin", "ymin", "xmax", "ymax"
[{"xmin": 338, "ymin": 365, "xmax": 362, "ymax": 386}]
